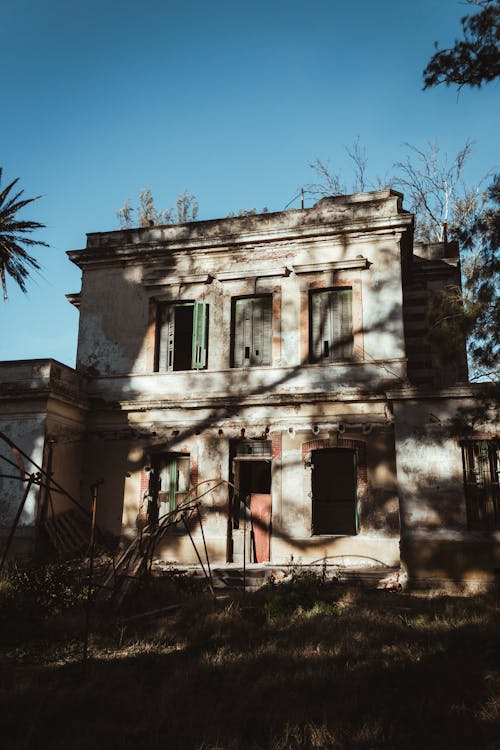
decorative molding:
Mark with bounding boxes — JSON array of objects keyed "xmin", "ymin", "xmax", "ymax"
[
  {"xmin": 143, "ymin": 273, "xmax": 212, "ymax": 289},
  {"xmin": 65, "ymin": 292, "xmax": 81, "ymax": 309},
  {"xmin": 215, "ymin": 267, "xmax": 291, "ymax": 282},
  {"xmin": 293, "ymin": 258, "xmax": 369, "ymax": 274}
]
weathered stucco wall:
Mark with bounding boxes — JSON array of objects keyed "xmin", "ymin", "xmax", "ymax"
[
  {"xmin": 71, "ymin": 191, "xmax": 412, "ymax": 379},
  {"xmin": 0, "ymin": 360, "xmax": 87, "ymax": 556},
  {"xmin": 80, "ymin": 391, "xmax": 402, "ymax": 567},
  {"xmin": 393, "ymin": 392, "xmax": 500, "ymax": 585}
]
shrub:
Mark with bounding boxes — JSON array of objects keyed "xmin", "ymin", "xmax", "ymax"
[
  {"xmin": 0, "ymin": 561, "xmax": 86, "ymax": 622},
  {"xmin": 263, "ymin": 565, "xmax": 331, "ymax": 620}
]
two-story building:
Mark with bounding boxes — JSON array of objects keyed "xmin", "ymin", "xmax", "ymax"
[{"xmin": 1, "ymin": 189, "xmax": 498, "ymax": 587}]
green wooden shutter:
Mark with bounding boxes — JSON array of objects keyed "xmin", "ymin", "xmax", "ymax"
[
  {"xmin": 191, "ymin": 301, "xmax": 207, "ymax": 369},
  {"xmin": 158, "ymin": 304, "xmax": 175, "ymax": 372},
  {"xmin": 169, "ymin": 458, "xmax": 178, "ymax": 512}
]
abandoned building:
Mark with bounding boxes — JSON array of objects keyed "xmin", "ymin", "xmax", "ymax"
[{"xmin": 0, "ymin": 189, "xmax": 498, "ymax": 588}]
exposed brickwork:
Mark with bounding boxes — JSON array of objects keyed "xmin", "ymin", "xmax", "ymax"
[
  {"xmin": 271, "ymin": 432, "xmax": 282, "ymax": 459},
  {"xmin": 137, "ymin": 468, "xmax": 150, "ymax": 525}
]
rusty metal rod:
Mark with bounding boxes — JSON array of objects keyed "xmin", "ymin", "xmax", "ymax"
[
  {"xmin": 196, "ymin": 504, "xmax": 214, "ymax": 591},
  {"xmin": 0, "ymin": 431, "xmax": 88, "ymax": 516},
  {"xmin": 83, "ymin": 480, "xmax": 101, "ymax": 665},
  {"xmin": 181, "ymin": 513, "xmax": 215, "ymax": 597}
]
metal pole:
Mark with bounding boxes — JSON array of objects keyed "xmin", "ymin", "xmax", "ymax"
[
  {"xmin": 83, "ymin": 480, "xmax": 101, "ymax": 665},
  {"xmin": 0, "ymin": 474, "xmax": 37, "ymax": 573},
  {"xmin": 182, "ymin": 513, "xmax": 215, "ymax": 598},
  {"xmin": 243, "ymin": 494, "xmax": 247, "ymax": 595},
  {"xmin": 196, "ymin": 504, "xmax": 214, "ymax": 593}
]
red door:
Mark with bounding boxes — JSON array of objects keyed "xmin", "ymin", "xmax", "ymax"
[{"xmin": 250, "ymin": 493, "xmax": 272, "ymax": 562}]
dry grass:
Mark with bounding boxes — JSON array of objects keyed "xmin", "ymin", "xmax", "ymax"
[{"xmin": 0, "ymin": 570, "xmax": 498, "ymax": 750}]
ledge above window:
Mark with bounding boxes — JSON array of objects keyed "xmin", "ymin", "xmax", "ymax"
[
  {"xmin": 143, "ymin": 272, "xmax": 213, "ymax": 290},
  {"xmin": 293, "ymin": 258, "xmax": 369, "ymax": 274},
  {"xmin": 216, "ymin": 267, "xmax": 291, "ymax": 282}
]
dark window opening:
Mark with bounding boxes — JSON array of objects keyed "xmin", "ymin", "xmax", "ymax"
[
  {"xmin": 310, "ymin": 288, "xmax": 353, "ymax": 363},
  {"xmin": 232, "ymin": 295, "xmax": 272, "ymax": 368},
  {"xmin": 462, "ymin": 440, "xmax": 499, "ymax": 530},
  {"xmin": 156, "ymin": 301, "xmax": 208, "ymax": 372},
  {"xmin": 311, "ymin": 448, "xmax": 358, "ymax": 535}
]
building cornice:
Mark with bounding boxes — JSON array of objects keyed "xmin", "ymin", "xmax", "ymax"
[{"xmin": 67, "ymin": 193, "xmax": 413, "ymax": 271}]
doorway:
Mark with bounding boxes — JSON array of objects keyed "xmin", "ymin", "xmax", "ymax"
[
  {"xmin": 234, "ymin": 459, "xmax": 272, "ymax": 562},
  {"xmin": 311, "ymin": 448, "xmax": 358, "ymax": 535}
]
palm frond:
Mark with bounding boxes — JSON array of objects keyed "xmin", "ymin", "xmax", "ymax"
[{"xmin": 0, "ymin": 168, "xmax": 47, "ymax": 299}]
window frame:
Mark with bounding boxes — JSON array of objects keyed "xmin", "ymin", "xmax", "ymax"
[
  {"xmin": 155, "ymin": 300, "xmax": 208, "ymax": 372},
  {"xmin": 309, "ymin": 287, "xmax": 354, "ymax": 364},
  {"xmin": 230, "ymin": 294, "xmax": 273, "ymax": 368},
  {"xmin": 148, "ymin": 452, "xmax": 191, "ymax": 525},
  {"xmin": 461, "ymin": 439, "xmax": 500, "ymax": 531}
]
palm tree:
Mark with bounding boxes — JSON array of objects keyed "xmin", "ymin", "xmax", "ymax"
[{"xmin": 0, "ymin": 168, "xmax": 48, "ymax": 300}]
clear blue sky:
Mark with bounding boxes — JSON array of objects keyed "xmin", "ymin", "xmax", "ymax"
[{"xmin": 1, "ymin": 0, "xmax": 498, "ymax": 367}]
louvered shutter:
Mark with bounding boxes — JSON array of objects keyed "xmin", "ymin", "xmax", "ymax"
[
  {"xmin": 332, "ymin": 289, "xmax": 353, "ymax": 360},
  {"xmin": 191, "ymin": 301, "xmax": 207, "ymax": 369},
  {"xmin": 311, "ymin": 289, "xmax": 352, "ymax": 362},
  {"xmin": 158, "ymin": 304, "xmax": 175, "ymax": 372},
  {"xmin": 260, "ymin": 297, "xmax": 272, "ymax": 365},
  {"xmin": 251, "ymin": 296, "xmax": 272, "ymax": 365},
  {"xmin": 339, "ymin": 289, "xmax": 353, "ymax": 359},
  {"xmin": 331, "ymin": 292, "xmax": 342, "ymax": 360},
  {"xmin": 169, "ymin": 458, "xmax": 178, "ymax": 512},
  {"xmin": 311, "ymin": 291, "xmax": 331, "ymax": 362},
  {"xmin": 233, "ymin": 298, "xmax": 253, "ymax": 367}
]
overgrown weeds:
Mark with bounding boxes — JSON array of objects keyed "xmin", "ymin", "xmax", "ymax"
[
  {"xmin": 0, "ymin": 560, "xmax": 87, "ymax": 621},
  {"xmin": 0, "ymin": 561, "xmax": 498, "ymax": 749}
]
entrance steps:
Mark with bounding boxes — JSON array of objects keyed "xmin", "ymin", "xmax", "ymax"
[{"xmin": 152, "ymin": 562, "xmax": 403, "ymax": 591}]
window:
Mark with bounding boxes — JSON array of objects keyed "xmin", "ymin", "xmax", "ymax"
[
  {"xmin": 156, "ymin": 301, "xmax": 207, "ymax": 371},
  {"xmin": 462, "ymin": 440, "xmax": 499, "ymax": 530},
  {"xmin": 232, "ymin": 295, "xmax": 272, "ymax": 367},
  {"xmin": 310, "ymin": 288, "xmax": 353, "ymax": 363},
  {"xmin": 148, "ymin": 453, "xmax": 191, "ymax": 525},
  {"xmin": 311, "ymin": 448, "xmax": 358, "ymax": 535}
]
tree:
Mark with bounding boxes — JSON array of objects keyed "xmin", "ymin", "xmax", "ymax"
[
  {"xmin": 423, "ymin": 0, "xmax": 500, "ymax": 89},
  {"xmin": 305, "ymin": 137, "xmax": 394, "ymax": 201},
  {"xmin": 391, "ymin": 143, "xmax": 498, "ymax": 380},
  {"xmin": 305, "ymin": 140, "xmax": 498, "ymax": 379},
  {"xmin": 0, "ymin": 168, "xmax": 47, "ymax": 301},
  {"xmin": 422, "ymin": 3, "xmax": 500, "ymax": 379},
  {"xmin": 392, "ymin": 139, "xmax": 481, "ymax": 243},
  {"xmin": 453, "ymin": 174, "xmax": 500, "ymax": 377},
  {"xmin": 117, "ymin": 188, "xmax": 198, "ymax": 229}
]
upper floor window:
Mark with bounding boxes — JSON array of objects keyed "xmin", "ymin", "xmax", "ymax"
[
  {"xmin": 156, "ymin": 301, "xmax": 207, "ymax": 372},
  {"xmin": 310, "ymin": 288, "xmax": 353, "ymax": 363},
  {"xmin": 462, "ymin": 440, "xmax": 499, "ymax": 530},
  {"xmin": 232, "ymin": 295, "xmax": 272, "ymax": 368}
]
